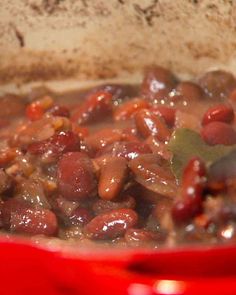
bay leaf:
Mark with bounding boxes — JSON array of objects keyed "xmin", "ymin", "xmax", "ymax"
[{"xmin": 168, "ymin": 128, "xmax": 236, "ymax": 179}]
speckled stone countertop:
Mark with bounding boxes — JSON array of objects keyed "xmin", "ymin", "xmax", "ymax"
[{"xmin": 1, "ymin": 0, "xmax": 236, "ymax": 84}]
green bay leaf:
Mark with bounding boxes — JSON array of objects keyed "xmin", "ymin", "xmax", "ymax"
[{"xmin": 168, "ymin": 128, "xmax": 236, "ymax": 179}]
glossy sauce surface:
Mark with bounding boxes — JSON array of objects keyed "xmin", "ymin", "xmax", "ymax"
[{"xmin": 1, "ymin": 67, "xmax": 236, "ymax": 248}]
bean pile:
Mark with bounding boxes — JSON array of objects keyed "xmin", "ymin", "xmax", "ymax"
[{"xmin": 1, "ymin": 66, "xmax": 236, "ymax": 247}]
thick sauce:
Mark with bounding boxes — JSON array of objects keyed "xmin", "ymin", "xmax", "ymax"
[{"xmin": 1, "ymin": 66, "xmax": 236, "ymax": 248}]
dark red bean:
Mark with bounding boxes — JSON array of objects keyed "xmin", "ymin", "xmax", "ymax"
[
  {"xmin": 92, "ymin": 194, "xmax": 136, "ymax": 215},
  {"xmin": 135, "ymin": 109, "xmax": 171, "ymax": 142},
  {"xmin": 199, "ymin": 70, "xmax": 236, "ymax": 99},
  {"xmin": 84, "ymin": 208, "xmax": 138, "ymax": 240},
  {"xmin": 98, "ymin": 157, "xmax": 128, "ymax": 200},
  {"xmin": 176, "ymin": 81, "xmax": 204, "ymax": 101},
  {"xmin": 96, "ymin": 141, "xmax": 152, "ymax": 161},
  {"xmin": 68, "ymin": 207, "xmax": 93, "ymax": 226},
  {"xmin": 172, "ymin": 157, "xmax": 206, "ymax": 224},
  {"xmin": 47, "ymin": 105, "xmax": 70, "ymax": 118},
  {"xmin": 141, "ymin": 66, "xmax": 178, "ymax": 102},
  {"xmin": 172, "ymin": 199, "xmax": 200, "ymax": 225},
  {"xmin": 201, "ymin": 121, "xmax": 236, "ymax": 145},
  {"xmin": 113, "ymin": 98, "xmax": 149, "ymax": 121},
  {"xmin": 202, "ymin": 104, "xmax": 234, "ymax": 126},
  {"xmin": 2, "ymin": 199, "xmax": 58, "ymax": 236},
  {"xmin": 28, "ymin": 131, "xmax": 80, "ymax": 157},
  {"xmin": 151, "ymin": 106, "xmax": 176, "ymax": 127},
  {"xmin": 57, "ymin": 152, "xmax": 97, "ymax": 201},
  {"xmin": 182, "ymin": 157, "xmax": 206, "ymax": 200},
  {"xmin": 71, "ymin": 91, "xmax": 113, "ymax": 125}
]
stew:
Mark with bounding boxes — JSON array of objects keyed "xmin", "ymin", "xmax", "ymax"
[{"xmin": 1, "ymin": 66, "xmax": 236, "ymax": 248}]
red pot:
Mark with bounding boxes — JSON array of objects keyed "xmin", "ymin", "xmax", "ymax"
[{"xmin": 1, "ymin": 238, "xmax": 236, "ymax": 295}]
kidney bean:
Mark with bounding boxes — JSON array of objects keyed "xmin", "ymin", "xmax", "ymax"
[
  {"xmin": 199, "ymin": 70, "xmax": 236, "ymax": 99},
  {"xmin": 113, "ymin": 98, "xmax": 149, "ymax": 121},
  {"xmin": 201, "ymin": 121, "xmax": 236, "ymax": 145},
  {"xmin": 71, "ymin": 91, "xmax": 113, "ymax": 125},
  {"xmin": 92, "ymin": 194, "xmax": 136, "ymax": 215},
  {"xmin": 84, "ymin": 128, "xmax": 122, "ymax": 153},
  {"xmin": 84, "ymin": 208, "xmax": 138, "ymax": 240},
  {"xmin": 141, "ymin": 66, "xmax": 178, "ymax": 102},
  {"xmin": 129, "ymin": 154, "xmax": 177, "ymax": 198},
  {"xmin": 26, "ymin": 104, "xmax": 44, "ymax": 121},
  {"xmin": 202, "ymin": 104, "xmax": 234, "ymax": 126},
  {"xmin": 135, "ymin": 109, "xmax": 171, "ymax": 142},
  {"xmin": 182, "ymin": 157, "xmax": 206, "ymax": 199},
  {"xmin": 176, "ymin": 81, "xmax": 204, "ymax": 101},
  {"xmin": 58, "ymin": 152, "xmax": 97, "ymax": 201},
  {"xmin": 68, "ymin": 207, "xmax": 93, "ymax": 226},
  {"xmin": 28, "ymin": 131, "xmax": 80, "ymax": 158},
  {"xmin": 47, "ymin": 105, "xmax": 70, "ymax": 118},
  {"xmin": 26, "ymin": 96, "xmax": 54, "ymax": 121},
  {"xmin": 98, "ymin": 157, "xmax": 128, "ymax": 200},
  {"xmin": 2, "ymin": 199, "xmax": 58, "ymax": 236},
  {"xmin": 172, "ymin": 200, "xmax": 197, "ymax": 225},
  {"xmin": 151, "ymin": 106, "xmax": 176, "ymax": 127},
  {"xmin": 172, "ymin": 157, "xmax": 206, "ymax": 224},
  {"xmin": 96, "ymin": 141, "xmax": 152, "ymax": 161}
]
